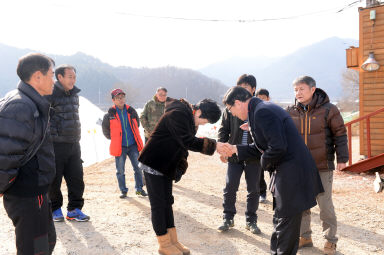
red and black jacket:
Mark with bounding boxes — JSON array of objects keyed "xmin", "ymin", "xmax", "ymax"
[{"xmin": 102, "ymin": 104, "xmax": 143, "ymax": 156}]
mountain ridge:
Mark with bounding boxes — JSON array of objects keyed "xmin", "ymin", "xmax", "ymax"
[
  {"xmin": 199, "ymin": 37, "xmax": 358, "ymax": 102},
  {"xmin": 0, "ymin": 44, "xmax": 228, "ymax": 108}
]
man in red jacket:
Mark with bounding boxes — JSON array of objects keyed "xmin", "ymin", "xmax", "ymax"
[{"xmin": 102, "ymin": 88, "xmax": 147, "ymax": 198}]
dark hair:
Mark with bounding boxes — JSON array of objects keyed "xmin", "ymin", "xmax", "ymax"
[
  {"xmin": 256, "ymin": 88, "xmax": 269, "ymax": 97},
  {"xmin": 223, "ymin": 86, "xmax": 252, "ymax": 106},
  {"xmin": 157, "ymin": 87, "xmax": 167, "ymax": 93},
  {"xmin": 292, "ymin": 75, "xmax": 316, "ymax": 88},
  {"xmin": 194, "ymin": 99, "xmax": 221, "ymax": 124},
  {"xmin": 17, "ymin": 53, "xmax": 55, "ymax": 82},
  {"xmin": 55, "ymin": 64, "xmax": 76, "ymax": 80},
  {"xmin": 236, "ymin": 74, "xmax": 257, "ymax": 89}
]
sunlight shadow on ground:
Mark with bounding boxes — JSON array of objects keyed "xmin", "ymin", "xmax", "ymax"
[
  {"xmin": 175, "ymin": 208, "xmax": 271, "ymax": 254},
  {"xmin": 309, "ymin": 211, "xmax": 384, "ymax": 249},
  {"xmin": 173, "ymin": 184, "xmax": 272, "ymax": 224},
  {"xmin": 128, "ymin": 197, "xmax": 272, "ymax": 255},
  {"xmin": 54, "ymin": 220, "xmax": 119, "ymax": 255}
]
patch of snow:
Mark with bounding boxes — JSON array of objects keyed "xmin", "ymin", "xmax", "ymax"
[
  {"xmin": 78, "ymin": 97, "xmax": 219, "ymax": 166},
  {"xmin": 79, "ymin": 97, "xmax": 111, "ymax": 167}
]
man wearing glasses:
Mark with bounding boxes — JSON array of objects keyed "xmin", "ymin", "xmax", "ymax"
[
  {"xmin": 102, "ymin": 89, "xmax": 147, "ymax": 198},
  {"xmin": 218, "ymin": 86, "xmax": 324, "ymax": 255},
  {"xmin": 140, "ymin": 87, "xmax": 168, "ymax": 143}
]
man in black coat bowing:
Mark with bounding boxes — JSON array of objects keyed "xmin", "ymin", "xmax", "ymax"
[{"xmin": 218, "ymin": 86, "xmax": 323, "ymax": 255}]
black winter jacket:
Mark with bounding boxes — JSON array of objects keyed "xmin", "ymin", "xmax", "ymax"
[
  {"xmin": 46, "ymin": 82, "xmax": 81, "ymax": 143},
  {"xmin": 237, "ymin": 98, "xmax": 323, "ymax": 217},
  {"xmin": 218, "ymin": 108, "xmax": 259, "ymax": 164},
  {"xmin": 138, "ymin": 98, "xmax": 216, "ymax": 181},
  {"xmin": 0, "ymin": 81, "xmax": 55, "ymax": 196}
]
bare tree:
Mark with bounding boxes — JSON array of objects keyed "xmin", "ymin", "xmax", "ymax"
[{"xmin": 339, "ymin": 69, "xmax": 359, "ymax": 112}]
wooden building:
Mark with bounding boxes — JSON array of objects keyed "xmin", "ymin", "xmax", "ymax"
[{"xmin": 346, "ymin": 2, "xmax": 384, "ymax": 157}]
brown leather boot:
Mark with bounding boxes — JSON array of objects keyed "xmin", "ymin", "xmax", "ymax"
[
  {"xmin": 168, "ymin": 227, "xmax": 191, "ymax": 255},
  {"xmin": 298, "ymin": 237, "xmax": 313, "ymax": 249},
  {"xmin": 157, "ymin": 233, "xmax": 182, "ymax": 255},
  {"xmin": 324, "ymin": 241, "xmax": 336, "ymax": 255}
]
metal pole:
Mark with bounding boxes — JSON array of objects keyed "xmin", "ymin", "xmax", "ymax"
[
  {"xmin": 348, "ymin": 124, "xmax": 352, "ymax": 165},
  {"xmin": 367, "ymin": 117, "xmax": 372, "ymax": 158}
]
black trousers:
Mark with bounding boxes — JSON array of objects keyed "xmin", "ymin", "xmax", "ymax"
[
  {"xmin": 223, "ymin": 161, "xmax": 261, "ymax": 223},
  {"xmin": 3, "ymin": 193, "xmax": 56, "ymax": 255},
  {"xmin": 259, "ymin": 169, "xmax": 267, "ymax": 196},
  {"xmin": 144, "ymin": 172, "xmax": 175, "ymax": 236},
  {"xmin": 49, "ymin": 142, "xmax": 84, "ymax": 211},
  {"xmin": 270, "ymin": 209, "xmax": 302, "ymax": 255}
]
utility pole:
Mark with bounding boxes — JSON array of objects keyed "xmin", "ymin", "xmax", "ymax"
[{"xmin": 185, "ymin": 87, "xmax": 188, "ymax": 100}]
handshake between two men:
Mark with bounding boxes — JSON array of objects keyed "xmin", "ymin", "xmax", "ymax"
[
  {"xmin": 216, "ymin": 142, "xmax": 237, "ymax": 159},
  {"xmin": 215, "ymin": 122, "xmax": 249, "ymax": 162}
]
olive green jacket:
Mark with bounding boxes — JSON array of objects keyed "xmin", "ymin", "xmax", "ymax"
[{"xmin": 140, "ymin": 95, "xmax": 166, "ymax": 138}]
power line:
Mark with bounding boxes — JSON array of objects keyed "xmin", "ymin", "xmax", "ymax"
[
  {"xmin": 115, "ymin": 1, "xmax": 364, "ymax": 23},
  {"xmin": 337, "ymin": 0, "xmax": 363, "ymax": 13}
]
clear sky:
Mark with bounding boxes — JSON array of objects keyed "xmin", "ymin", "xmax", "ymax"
[{"xmin": 0, "ymin": 0, "xmax": 362, "ymax": 69}]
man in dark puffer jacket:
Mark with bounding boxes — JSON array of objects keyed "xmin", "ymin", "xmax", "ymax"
[
  {"xmin": 46, "ymin": 65, "xmax": 90, "ymax": 222},
  {"xmin": 0, "ymin": 53, "xmax": 57, "ymax": 255},
  {"xmin": 287, "ymin": 76, "xmax": 348, "ymax": 255}
]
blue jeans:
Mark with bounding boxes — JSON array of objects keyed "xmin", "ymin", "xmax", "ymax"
[{"xmin": 114, "ymin": 144, "xmax": 144, "ymax": 193}]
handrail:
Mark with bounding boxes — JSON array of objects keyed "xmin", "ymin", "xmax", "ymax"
[{"xmin": 344, "ymin": 107, "xmax": 384, "ymax": 165}]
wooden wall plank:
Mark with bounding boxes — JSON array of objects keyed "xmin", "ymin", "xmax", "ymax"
[
  {"xmin": 363, "ymin": 42, "xmax": 384, "ymax": 50},
  {"xmin": 362, "ymin": 48, "xmax": 384, "ymax": 57},
  {"xmin": 362, "ymin": 100, "xmax": 384, "ymax": 106},
  {"xmin": 361, "ymin": 94, "xmax": 384, "ymax": 100},
  {"xmin": 362, "ymin": 30, "xmax": 384, "ymax": 39},
  {"xmin": 361, "ymin": 105, "xmax": 384, "ymax": 112},
  {"xmin": 362, "ymin": 71, "xmax": 384, "ymax": 78},
  {"xmin": 361, "ymin": 77, "xmax": 384, "ymax": 84},
  {"xmin": 362, "ymin": 87, "xmax": 384, "ymax": 93}
]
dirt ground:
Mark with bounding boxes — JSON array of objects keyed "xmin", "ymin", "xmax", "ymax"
[{"xmin": 1, "ymin": 137, "xmax": 384, "ymax": 255}]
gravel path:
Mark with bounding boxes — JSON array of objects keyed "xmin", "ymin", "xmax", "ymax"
[{"xmin": 1, "ymin": 151, "xmax": 383, "ymax": 254}]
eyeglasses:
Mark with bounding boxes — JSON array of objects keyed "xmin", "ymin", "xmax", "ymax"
[
  {"xmin": 227, "ymin": 105, "xmax": 233, "ymax": 113},
  {"xmin": 114, "ymin": 95, "xmax": 126, "ymax": 100}
]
